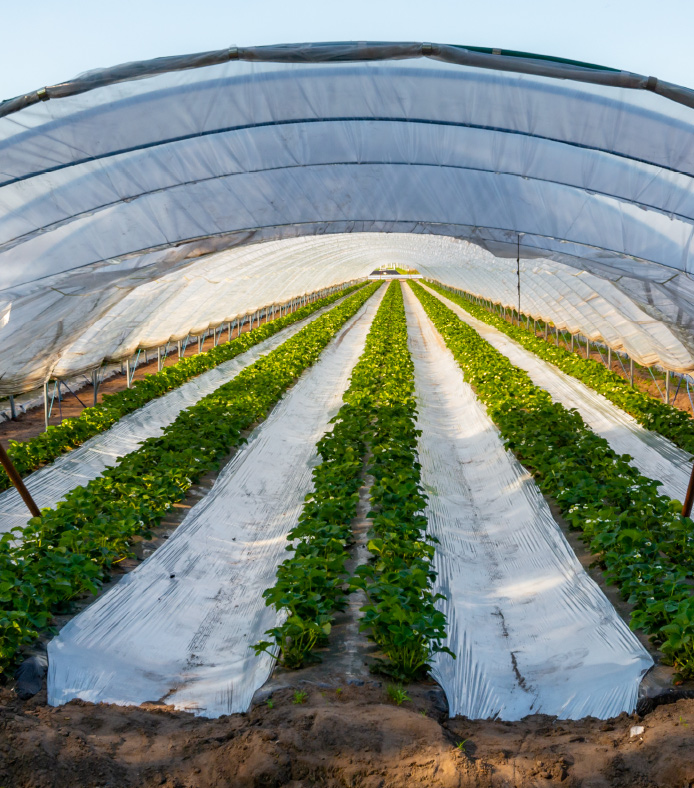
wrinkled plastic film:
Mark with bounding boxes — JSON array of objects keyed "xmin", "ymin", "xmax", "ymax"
[
  {"xmin": 47, "ymin": 287, "xmax": 385, "ymax": 717},
  {"xmin": 421, "ymin": 282, "xmax": 692, "ymax": 503},
  {"xmin": 2, "ymin": 52, "xmax": 694, "ymax": 393},
  {"xmin": 0, "ymin": 296, "xmax": 349, "ymax": 536},
  {"xmin": 403, "ymin": 284, "xmax": 652, "ymax": 720}
]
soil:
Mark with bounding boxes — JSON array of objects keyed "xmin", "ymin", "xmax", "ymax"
[{"xmin": 1, "ymin": 682, "xmax": 694, "ymax": 788}]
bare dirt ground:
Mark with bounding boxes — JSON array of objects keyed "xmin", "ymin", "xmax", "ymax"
[{"xmin": 1, "ymin": 682, "xmax": 693, "ymax": 788}]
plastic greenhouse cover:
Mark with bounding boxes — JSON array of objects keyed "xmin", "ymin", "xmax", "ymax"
[
  {"xmin": 403, "ymin": 285, "xmax": 652, "ymax": 720},
  {"xmin": 421, "ymin": 283, "xmax": 693, "ymax": 503},
  {"xmin": 48, "ymin": 288, "xmax": 384, "ymax": 716},
  {"xmin": 0, "ymin": 296, "xmax": 344, "ymax": 537},
  {"xmin": 2, "ymin": 43, "xmax": 694, "ymax": 393}
]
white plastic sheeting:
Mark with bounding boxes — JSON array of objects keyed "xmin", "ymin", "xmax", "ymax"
[
  {"xmin": 421, "ymin": 283, "xmax": 692, "ymax": 503},
  {"xmin": 403, "ymin": 284, "xmax": 652, "ymax": 720},
  {"xmin": 3, "ymin": 44, "xmax": 694, "ymax": 394},
  {"xmin": 418, "ymin": 244, "xmax": 694, "ymax": 373},
  {"xmin": 47, "ymin": 287, "xmax": 384, "ymax": 717},
  {"xmin": 0, "ymin": 296, "xmax": 343, "ymax": 536}
]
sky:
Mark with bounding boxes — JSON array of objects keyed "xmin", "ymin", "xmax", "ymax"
[{"xmin": 2, "ymin": 0, "xmax": 694, "ymax": 101}]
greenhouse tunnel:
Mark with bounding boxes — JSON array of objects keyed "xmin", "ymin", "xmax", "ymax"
[
  {"xmin": 1, "ymin": 40, "xmax": 694, "ymax": 395},
  {"xmin": 4, "ymin": 40, "xmax": 694, "ymax": 724}
]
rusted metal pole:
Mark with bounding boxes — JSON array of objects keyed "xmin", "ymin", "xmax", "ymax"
[
  {"xmin": 0, "ymin": 442, "xmax": 41, "ymax": 518},
  {"xmin": 683, "ymin": 462, "xmax": 694, "ymax": 519}
]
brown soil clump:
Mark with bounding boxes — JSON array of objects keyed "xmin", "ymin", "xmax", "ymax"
[{"xmin": 1, "ymin": 683, "xmax": 693, "ymax": 787}]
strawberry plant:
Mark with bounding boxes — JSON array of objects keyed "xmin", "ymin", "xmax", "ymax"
[
  {"xmin": 349, "ymin": 283, "xmax": 452, "ymax": 680},
  {"xmin": 257, "ymin": 283, "xmax": 453, "ymax": 679},
  {"xmin": 0, "ymin": 283, "xmax": 380, "ymax": 675},
  {"xmin": 410, "ymin": 282, "xmax": 694, "ymax": 680},
  {"xmin": 425, "ymin": 280, "xmax": 694, "ymax": 455},
  {"xmin": 0, "ymin": 282, "xmax": 368, "ymax": 492}
]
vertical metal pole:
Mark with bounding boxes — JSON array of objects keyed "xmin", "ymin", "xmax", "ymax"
[
  {"xmin": 44, "ymin": 381, "xmax": 49, "ymax": 430},
  {"xmin": 177, "ymin": 340, "xmax": 183, "ymax": 359},
  {"xmin": 157, "ymin": 346, "xmax": 163, "ymax": 371},
  {"xmin": 571, "ymin": 334, "xmax": 575, "ymax": 352},
  {"xmin": 585, "ymin": 338, "xmax": 590, "ymax": 359},
  {"xmin": 197, "ymin": 335, "xmax": 203, "ymax": 354},
  {"xmin": 228, "ymin": 322, "xmax": 232, "ymax": 342},
  {"xmin": 607, "ymin": 346, "xmax": 612, "ymax": 369},
  {"xmin": 683, "ymin": 462, "xmax": 694, "ymax": 518},
  {"xmin": 630, "ymin": 358, "xmax": 635, "ymax": 386},
  {"xmin": 127, "ymin": 358, "xmax": 132, "ymax": 388},
  {"xmin": 8, "ymin": 395, "xmax": 16, "ymax": 420},
  {"xmin": 544, "ymin": 323, "xmax": 548, "ymax": 341},
  {"xmin": 555, "ymin": 326, "xmax": 559, "ymax": 346},
  {"xmin": 92, "ymin": 368, "xmax": 99, "ymax": 406},
  {"xmin": 666, "ymin": 369, "xmax": 671, "ymax": 405},
  {"xmin": 516, "ymin": 234, "xmax": 521, "ymax": 326}
]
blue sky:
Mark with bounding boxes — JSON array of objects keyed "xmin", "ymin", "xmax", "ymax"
[{"xmin": 2, "ymin": 0, "xmax": 694, "ymax": 100}]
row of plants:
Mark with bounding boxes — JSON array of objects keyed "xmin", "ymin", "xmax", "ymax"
[
  {"xmin": 410, "ymin": 282, "xmax": 694, "ymax": 679},
  {"xmin": 426, "ymin": 280, "xmax": 694, "ymax": 456},
  {"xmin": 350, "ymin": 283, "xmax": 452, "ymax": 680},
  {"xmin": 257, "ymin": 283, "xmax": 452, "ymax": 681},
  {"xmin": 1, "ymin": 282, "xmax": 367, "ymax": 492},
  {"xmin": 0, "ymin": 283, "xmax": 380, "ymax": 675}
]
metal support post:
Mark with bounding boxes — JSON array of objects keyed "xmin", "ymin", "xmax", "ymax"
[
  {"xmin": 8, "ymin": 395, "xmax": 16, "ymax": 420},
  {"xmin": 126, "ymin": 358, "xmax": 132, "ymax": 388},
  {"xmin": 544, "ymin": 323, "xmax": 548, "ymax": 341},
  {"xmin": 607, "ymin": 347, "xmax": 612, "ymax": 368},
  {"xmin": 516, "ymin": 234, "xmax": 521, "ymax": 326},
  {"xmin": 92, "ymin": 368, "xmax": 99, "ymax": 406},
  {"xmin": 630, "ymin": 358, "xmax": 635, "ymax": 386},
  {"xmin": 666, "ymin": 369, "xmax": 671, "ymax": 405},
  {"xmin": 555, "ymin": 326, "xmax": 559, "ymax": 346},
  {"xmin": 571, "ymin": 334, "xmax": 574, "ymax": 352},
  {"xmin": 585, "ymin": 338, "xmax": 590, "ymax": 359},
  {"xmin": 157, "ymin": 346, "xmax": 163, "ymax": 371},
  {"xmin": 0, "ymin": 441, "xmax": 41, "ymax": 518},
  {"xmin": 177, "ymin": 340, "xmax": 183, "ymax": 359},
  {"xmin": 44, "ymin": 381, "xmax": 50, "ymax": 430},
  {"xmin": 683, "ymin": 461, "xmax": 694, "ymax": 518},
  {"xmin": 198, "ymin": 335, "xmax": 203, "ymax": 354},
  {"xmin": 228, "ymin": 322, "xmax": 232, "ymax": 341}
]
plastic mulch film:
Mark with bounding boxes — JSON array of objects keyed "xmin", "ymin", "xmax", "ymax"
[
  {"xmin": 403, "ymin": 284, "xmax": 652, "ymax": 720},
  {"xmin": 3, "ymin": 43, "xmax": 694, "ymax": 393},
  {"xmin": 422, "ymin": 283, "xmax": 692, "ymax": 504},
  {"xmin": 47, "ymin": 288, "xmax": 385, "ymax": 717},
  {"xmin": 0, "ymin": 296, "xmax": 347, "ymax": 537}
]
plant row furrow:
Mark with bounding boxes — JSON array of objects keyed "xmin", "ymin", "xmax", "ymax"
[
  {"xmin": 0, "ymin": 283, "xmax": 380, "ymax": 675},
  {"xmin": 410, "ymin": 281, "xmax": 694, "ymax": 680},
  {"xmin": 350, "ymin": 283, "xmax": 453, "ymax": 681},
  {"xmin": 258, "ymin": 282, "xmax": 452, "ymax": 680},
  {"xmin": 1, "ymin": 282, "xmax": 367, "ymax": 492},
  {"xmin": 425, "ymin": 280, "xmax": 694, "ymax": 456}
]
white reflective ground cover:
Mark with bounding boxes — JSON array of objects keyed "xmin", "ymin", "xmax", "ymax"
[
  {"xmin": 47, "ymin": 287, "xmax": 384, "ymax": 717},
  {"xmin": 403, "ymin": 284, "xmax": 652, "ymax": 720},
  {"xmin": 0, "ymin": 297, "xmax": 346, "ymax": 537},
  {"xmin": 421, "ymin": 283, "xmax": 692, "ymax": 503}
]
